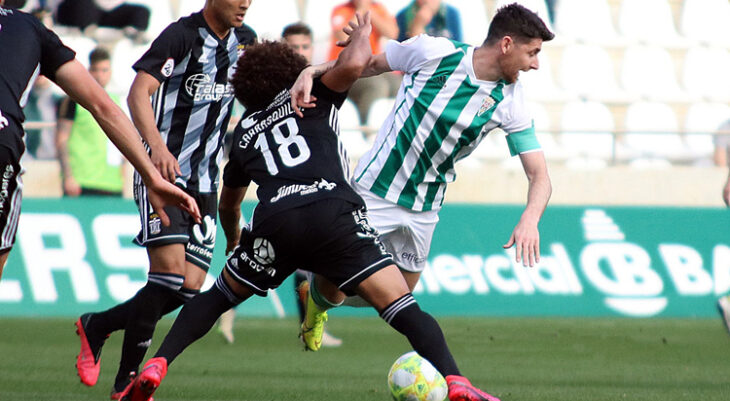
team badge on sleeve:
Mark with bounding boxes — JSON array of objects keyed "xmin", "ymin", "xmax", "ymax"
[{"xmin": 161, "ymin": 58, "xmax": 175, "ymax": 77}]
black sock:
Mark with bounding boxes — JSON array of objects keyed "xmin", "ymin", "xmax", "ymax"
[
  {"xmin": 380, "ymin": 293, "xmax": 460, "ymax": 377},
  {"xmin": 155, "ymin": 284, "xmax": 235, "ymax": 365},
  {"xmin": 113, "ymin": 275, "xmax": 184, "ymax": 390},
  {"xmin": 90, "ymin": 273, "xmax": 185, "ymax": 337}
]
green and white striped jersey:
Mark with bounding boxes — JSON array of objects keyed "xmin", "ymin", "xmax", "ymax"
[{"xmin": 353, "ymin": 34, "xmax": 539, "ymax": 212}]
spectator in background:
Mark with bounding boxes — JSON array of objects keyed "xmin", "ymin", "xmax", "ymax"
[
  {"xmin": 396, "ymin": 0, "xmax": 462, "ymax": 42},
  {"xmin": 56, "ymin": 47, "xmax": 125, "ymax": 197},
  {"xmin": 23, "ymin": 75, "xmax": 59, "ymax": 160},
  {"xmin": 282, "ymin": 22, "xmax": 314, "ymax": 63},
  {"xmin": 54, "ymin": 0, "xmax": 150, "ymax": 42},
  {"xmin": 329, "ymin": 0, "xmax": 401, "ymax": 123},
  {"xmin": 713, "ymin": 119, "xmax": 730, "ymax": 167}
]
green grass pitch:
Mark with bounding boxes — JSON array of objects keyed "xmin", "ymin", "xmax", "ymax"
[{"xmin": 1, "ymin": 316, "xmax": 729, "ymax": 400}]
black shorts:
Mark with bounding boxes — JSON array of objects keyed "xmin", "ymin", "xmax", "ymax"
[
  {"xmin": 133, "ymin": 174, "xmax": 218, "ymax": 271},
  {"xmin": 224, "ymin": 199, "xmax": 393, "ymax": 297},
  {"xmin": 0, "ymin": 146, "xmax": 22, "ymax": 252}
]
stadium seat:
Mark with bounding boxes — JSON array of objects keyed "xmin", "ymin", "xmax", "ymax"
[
  {"xmin": 559, "ymin": 44, "xmax": 634, "ymax": 103},
  {"xmin": 58, "ymin": 34, "xmax": 98, "ymax": 69},
  {"xmin": 684, "ymin": 102, "xmax": 730, "ymax": 161},
  {"xmin": 553, "ymin": 0, "xmax": 627, "ymax": 46},
  {"xmin": 494, "ymin": 0, "xmax": 553, "ymax": 32},
  {"xmin": 381, "ymin": 0, "xmax": 412, "ymax": 17},
  {"xmin": 131, "ymin": 0, "xmax": 175, "ymax": 39},
  {"xmin": 109, "ymin": 38, "xmax": 149, "ymax": 97},
  {"xmin": 519, "ymin": 52, "xmax": 572, "ymax": 102},
  {"xmin": 365, "ymin": 96, "xmax": 395, "ymax": 136},
  {"xmin": 303, "ymin": 0, "xmax": 343, "ymax": 64},
  {"xmin": 679, "ymin": 0, "xmax": 730, "ymax": 47},
  {"xmin": 244, "ymin": 0, "xmax": 301, "ymax": 40},
  {"xmin": 338, "ymin": 99, "xmax": 369, "ymax": 160},
  {"xmin": 559, "ymin": 100, "xmax": 616, "ymax": 163},
  {"xmin": 623, "ymin": 101, "xmax": 687, "ymax": 162},
  {"xmin": 682, "ymin": 46, "xmax": 730, "ymax": 102},
  {"xmin": 619, "ymin": 45, "xmax": 690, "ymax": 102},
  {"xmin": 177, "ymin": 0, "xmax": 202, "ymax": 18},
  {"xmin": 444, "ymin": 0, "xmax": 489, "ymax": 46},
  {"xmin": 527, "ymin": 101, "xmax": 565, "ymax": 160},
  {"xmin": 617, "ymin": 0, "xmax": 690, "ymax": 48}
]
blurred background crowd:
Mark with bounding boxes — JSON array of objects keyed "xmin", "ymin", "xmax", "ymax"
[{"xmin": 15, "ymin": 0, "xmax": 730, "ymax": 205}]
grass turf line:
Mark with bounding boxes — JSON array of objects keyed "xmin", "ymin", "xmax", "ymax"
[{"xmin": 0, "ymin": 317, "xmax": 729, "ymax": 400}]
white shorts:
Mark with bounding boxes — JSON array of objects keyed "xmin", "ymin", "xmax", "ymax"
[{"xmin": 354, "ymin": 182, "xmax": 439, "ymax": 273}]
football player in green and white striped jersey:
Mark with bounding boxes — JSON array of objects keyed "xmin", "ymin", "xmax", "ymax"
[{"xmin": 292, "ymin": 3, "xmax": 554, "ymax": 323}]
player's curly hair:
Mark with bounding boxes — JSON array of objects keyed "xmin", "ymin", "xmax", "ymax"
[
  {"xmin": 484, "ymin": 3, "xmax": 554, "ymax": 45},
  {"xmin": 231, "ymin": 40, "xmax": 308, "ymax": 112}
]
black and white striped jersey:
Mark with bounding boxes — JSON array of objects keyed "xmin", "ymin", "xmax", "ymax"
[
  {"xmin": 133, "ymin": 11, "xmax": 256, "ymax": 193},
  {"xmin": 0, "ymin": 6, "xmax": 75, "ymax": 159},
  {"xmin": 223, "ymin": 78, "xmax": 364, "ymax": 225}
]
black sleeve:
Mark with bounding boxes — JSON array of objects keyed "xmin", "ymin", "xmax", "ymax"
[
  {"xmin": 132, "ymin": 22, "xmax": 190, "ymax": 82},
  {"xmin": 34, "ymin": 18, "xmax": 76, "ymax": 81},
  {"xmin": 222, "ymin": 157, "xmax": 252, "ymax": 188},
  {"xmin": 57, "ymin": 97, "xmax": 76, "ymax": 120},
  {"xmin": 311, "ymin": 77, "xmax": 348, "ymax": 109}
]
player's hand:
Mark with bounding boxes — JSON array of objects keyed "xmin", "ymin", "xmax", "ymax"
[
  {"xmin": 290, "ymin": 67, "xmax": 318, "ymax": 118},
  {"xmin": 63, "ymin": 176, "xmax": 82, "ymax": 197},
  {"xmin": 146, "ymin": 177, "xmax": 201, "ymax": 226},
  {"xmin": 503, "ymin": 220, "xmax": 540, "ymax": 267},
  {"xmin": 150, "ymin": 145, "xmax": 181, "ymax": 183},
  {"xmin": 336, "ymin": 11, "xmax": 372, "ymax": 48}
]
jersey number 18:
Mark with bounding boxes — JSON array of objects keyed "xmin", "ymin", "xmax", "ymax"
[{"xmin": 254, "ymin": 117, "xmax": 311, "ymax": 175}]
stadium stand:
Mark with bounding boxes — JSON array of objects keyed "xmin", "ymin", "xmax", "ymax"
[{"xmin": 16, "ymin": 0, "xmax": 730, "ymax": 206}]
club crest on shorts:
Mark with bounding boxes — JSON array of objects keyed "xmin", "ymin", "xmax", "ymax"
[
  {"xmin": 477, "ymin": 96, "xmax": 496, "ymax": 117},
  {"xmin": 148, "ymin": 213, "xmax": 161, "ymax": 235}
]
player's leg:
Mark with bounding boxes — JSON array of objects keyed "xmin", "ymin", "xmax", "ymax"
[
  {"xmin": 121, "ymin": 214, "xmax": 300, "ymax": 401},
  {"xmin": 355, "ymin": 267, "xmax": 501, "ymax": 401},
  {"xmin": 119, "ymin": 270, "xmax": 253, "ymax": 401},
  {"xmin": 0, "ymin": 149, "xmax": 23, "ymax": 282}
]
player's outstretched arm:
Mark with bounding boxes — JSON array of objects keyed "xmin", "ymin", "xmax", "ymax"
[
  {"xmin": 53, "ymin": 59, "xmax": 201, "ymax": 225},
  {"xmin": 503, "ymin": 151, "xmax": 551, "ymax": 267},
  {"xmin": 128, "ymin": 71, "xmax": 182, "ymax": 183},
  {"xmin": 320, "ymin": 11, "xmax": 373, "ymax": 92},
  {"xmin": 219, "ymin": 185, "xmax": 247, "ymax": 254}
]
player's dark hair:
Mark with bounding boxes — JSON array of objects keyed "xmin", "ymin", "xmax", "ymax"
[
  {"xmin": 89, "ymin": 47, "xmax": 111, "ymax": 65},
  {"xmin": 282, "ymin": 22, "xmax": 312, "ymax": 39},
  {"xmin": 484, "ymin": 3, "xmax": 554, "ymax": 45},
  {"xmin": 231, "ymin": 40, "xmax": 308, "ymax": 111}
]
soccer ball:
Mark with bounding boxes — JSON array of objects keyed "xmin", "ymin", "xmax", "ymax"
[
  {"xmin": 387, "ymin": 351, "xmax": 447, "ymax": 401},
  {"xmin": 252, "ymin": 237, "xmax": 275, "ymax": 265}
]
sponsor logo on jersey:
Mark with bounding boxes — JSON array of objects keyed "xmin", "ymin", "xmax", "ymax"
[
  {"xmin": 477, "ymin": 96, "xmax": 497, "ymax": 117},
  {"xmin": 161, "ymin": 58, "xmax": 175, "ymax": 77},
  {"xmin": 0, "ymin": 109, "xmax": 8, "ymax": 131},
  {"xmin": 270, "ymin": 179, "xmax": 337, "ymax": 203},
  {"xmin": 0, "ymin": 164, "xmax": 14, "ymax": 214},
  {"xmin": 184, "ymin": 73, "xmax": 233, "ymax": 102},
  {"xmin": 238, "ymin": 102, "xmax": 294, "ymax": 149}
]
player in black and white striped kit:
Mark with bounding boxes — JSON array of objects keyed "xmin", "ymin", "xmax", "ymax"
[
  {"xmin": 74, "ymin": 0, "xmax": 256, "ymax": 397},
  {"xmin": 120, "ymin": 13, "xmax": 502, "ymax": 401},
  {"xmin": 0, "ymin": 0, "xmax": 198, "ymax": 283}
]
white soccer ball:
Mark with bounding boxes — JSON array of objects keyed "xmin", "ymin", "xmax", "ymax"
[
  {"xmin": 252, "ymin": 237, "xmax": 275, "ymax": 265},
  {"xmin": 387, "ymin": 351, "xmax": 447, "ymax": 401}
]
